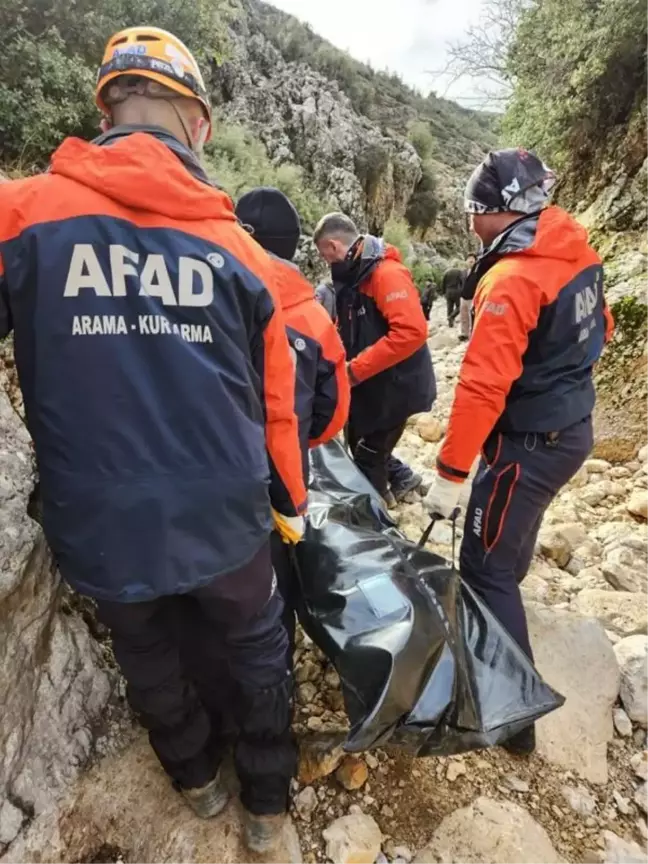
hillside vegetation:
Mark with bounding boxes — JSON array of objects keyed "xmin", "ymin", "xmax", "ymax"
[{"xmin": 0, "ymin": 0, "xmax": 496, "ymax": 258}]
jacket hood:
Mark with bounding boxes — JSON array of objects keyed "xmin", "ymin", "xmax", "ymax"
[
  {"xmin": 50, "ymin": 133, "xmax": 236, "ymax": 223},
  {"xmin": 381, "ymin": 243, "xmax": 403, "ymax": 263},
  {"xmin": 488, "ymin": 206, "xmax": 590, "ymax": 263},
  {"xmin": 330, "ymin": 234, "xmax": 400, "ymax": 292},
  {"xmin": 271, "ymin": 256, "xmax": 314, "ymax": 310}
]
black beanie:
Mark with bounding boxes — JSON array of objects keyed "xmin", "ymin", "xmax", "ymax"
[
  {"xmin": 464, "ymin": 148, "xmax": 556, "ymax": 215},
  {"xmin": 235, "ymin": 186, "xmax": 301, "ymax": 261}
]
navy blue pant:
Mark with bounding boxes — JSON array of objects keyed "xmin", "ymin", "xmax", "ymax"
[
  {"xmin": 387, "ymin": 455, "xmax": 417, "ymax": 489},
  {"xmin": 347, "ymin": 421, "xmax": 407, "ymax": 496},
  {"xmin": 95, "ymin": 540, "xmax": 296, "ymax": 815},
  {"xmin": 461, "ymin": 417, "xmax": 593, "ymax": 658}
]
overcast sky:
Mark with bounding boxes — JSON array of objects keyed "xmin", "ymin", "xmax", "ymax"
[{"xmin": 269, "ymin": 0, "xmax": 487, "ymax": 105}]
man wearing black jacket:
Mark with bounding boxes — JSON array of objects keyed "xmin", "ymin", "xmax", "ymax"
[
  {"xmin": 441, "ymin": 266, "xmax": 464, "ymax": 326},
  {"xmin": 459, "ymin": 253, "xmax": 478, "ymax": 341},
  {"xmin": 313, "ymin": 212, "xmax": 436, "ymax": 502}
]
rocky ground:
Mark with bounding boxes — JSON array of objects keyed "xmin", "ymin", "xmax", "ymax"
[
  {"xmin": 1, "ymin": 301, "xmax": 646, "ymax": 864},
  {"xmin": 288, "ymin": 302, "xmax": 648, "ymax": 864}
]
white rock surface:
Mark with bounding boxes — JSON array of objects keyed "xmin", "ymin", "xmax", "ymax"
[
  {"xmin": 323, "ymin": 812, "xmax": 383, "ymax": 864},
  {"xmin": 614, "ymin": 636, "xmax": 648, "ymax": 726},
  {"xmin": 527, "ymin": 603, "xmax": 620, "ymax": 783},
  {"xmin": 294, "ymin": 785, "xmax": 318, "ymax": 822},
  {"xmin": 561, "ymin": 784, "xmax": 597, "ymax": 817},
  {"xmin": 6, "ymin": 736, "xmax": 302, "ymax": 863},
  {"xmin": 571, "ymin": 590, "xmax": 647, "ymax": 636},
  {"xmin": 603, "ymin": 829, "xmax": 647, "ymax": 863},
  {"xmin": 613, "ymin": 707, "xmax": 634, "ymax": 737},
  {"xmin": 631, "ymin": 751, "xmax": 648, "ymax": 781},
  {"xmin": 634, "ymin": 782, "xmax": 647, "ymax": 815},
  {"xmin": 414, "ymin": 797, "xmax": 562, "ymax": 863},
  {"xmin": 0, "ymin": 388, "xmax": 120, "ymax": 856},
  {"xmin": 627, "ymin": 490, "xmax": 648, "ymax": 520}
]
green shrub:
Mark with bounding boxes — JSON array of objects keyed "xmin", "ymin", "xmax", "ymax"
[
  {"xmin": 383, "ymin": 216, "xmax": 413, "ymax": 264},
  {"xmin": 410, "ymin": 260, "xmax": 435, "ymax": 293},
  {"xmin": 502, "ymin": 0, "xmax": 647, "ymax": 204},
  {"xmin": 609, "ymin": 296, "xmax": 648, "ymax": 353},
  {"xmin": 405, "ymin": 161, "xmax": 439, "ymax": 237},
  {"xmin": 205, "ymin": 119, "xmax": 333, "ymax": 232},
  {"xmin": 0, "ymin": 0, "xmax": 237, "ymax": 166},
  {"xmin": 408, "ymin": 120, "xmax": 436, "ymax": 160}
]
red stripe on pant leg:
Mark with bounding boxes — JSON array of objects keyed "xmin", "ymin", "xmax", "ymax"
[{"xmin": 483, "ymin": 462, "xmax": 520, "ymax": 554}]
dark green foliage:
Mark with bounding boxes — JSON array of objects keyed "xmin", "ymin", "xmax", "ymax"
[
  {"xmin": 0, "ymin": 0, "xmax": 238, "ymax": 165},
  {"xmin": 609, "ymin": 297, "xmax": 648, "ymax": 354},
  {"xmin": 502, "ymin": 0, "xmax": 647, "ymax": 206},
  {"xmin": 405, "ymin": 161, "xmax": 439, "ymax": 237}
]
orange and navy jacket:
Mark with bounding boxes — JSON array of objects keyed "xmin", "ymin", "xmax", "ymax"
[
  {"xmin": 335, "ymin": 238, "xmax": 436, "ymax": 435},
  {"xmin": 438, "ymin": 206, "xmax": 614, "ymax": 482},
  {"xmin": 271, "ymin": 255, "xmax": 350, "ymax": 481},
  {"xmin": 0, "ymin": 131, "xmax": 307, "ymax": 602}
]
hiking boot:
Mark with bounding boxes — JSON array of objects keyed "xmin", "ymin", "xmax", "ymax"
[
  {"xmin": 383, "ymin": 489, "xmax": 397, "ymax": 509},
  {"xmin": 391, "ymin": 471, "xmax": 422, "ymax": 502},
  {"xmin": 243, "ymin": 811, "xmax": 286, "ymax": 854},
  {"xmin": 502, "ymin": 724, "xmax": 536, "ymax": 757},
  {"xmin": 181, "ymin": 770, "xmax": 229, "ymax": 819}
]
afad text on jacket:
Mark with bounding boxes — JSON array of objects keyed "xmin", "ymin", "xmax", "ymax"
[
  {"xmin": 334, "ymin": 237, "xmax": 436, "ymax": 436},
  {"xmin": 0, "ymin": 132, "xmax": 307, "ymax": 602},
  {"xmin": 438, "ymin": 206, "xmax": 614, "ymax": 481}
]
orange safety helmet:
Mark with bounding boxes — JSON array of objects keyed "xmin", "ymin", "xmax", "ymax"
[{"xmin": 96, "ymin": 27, "xmax": 212, "ymax": 136}]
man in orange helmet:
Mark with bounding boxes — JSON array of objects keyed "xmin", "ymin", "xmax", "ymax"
[{"xmin": 0, "ymin": 27, "xmax": 305, "ymax": 852}]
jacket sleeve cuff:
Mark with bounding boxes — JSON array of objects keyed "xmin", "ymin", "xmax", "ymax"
[
  {"xmin": 436, "ymin": 456, "xmax": 469, "ymax": 482},
  {"xmin": 347, "ymin": 362, "xmax": 361, "ymax": 386}
]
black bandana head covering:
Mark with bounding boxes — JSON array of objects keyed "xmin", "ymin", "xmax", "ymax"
[{"xmin": 464, "ymin": 148, "xmax": 556, "ymax": 215}]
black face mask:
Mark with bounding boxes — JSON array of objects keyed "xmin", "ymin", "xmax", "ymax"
[
  {"xmin": 330, "ymin": 237, "xmax": 364, "ymax": 286},
  {"xmin": 330, "ymin": 257, "xmax": 360, "ymax": 285}
]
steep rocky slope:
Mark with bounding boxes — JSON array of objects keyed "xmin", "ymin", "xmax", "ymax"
[{"xmin": 209, "ymin": 0, "xmax": 495, "ymax": 251}]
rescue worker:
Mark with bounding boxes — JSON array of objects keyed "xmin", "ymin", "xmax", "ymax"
[
  {"xmin": 235, "ymin": 186, "xmax": 350, "ymax": 653},
  {"xmin": 313, "ymin": 212, "xmax": 436, "ymax": 501},
  {"xmin": 0, "ymin": 27, "xmax": 307, "ymax": 853},
  {"xmin": 420, "ymin": 278, "xmax": 437, "ymax": 320},
  {"xmin": 441, "ymin": 264, "xmax": 464, "ymax": 327},
  {"xmin": 458, "ymin": 253, "xmax": 477, "ymax": 341},
  {"xmin": 424, "ymin": 148, "xmax": 614, "ymax": 755}
]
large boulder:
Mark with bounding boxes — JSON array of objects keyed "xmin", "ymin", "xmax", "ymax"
[
  {"xmin": 614, "ymin": 635, "xmax": 648, "ymax": 726},
  {"xmin": 215, "ymin": 17, "xmax": 421, "ymax": 232},
  {"xmin": 5, "ymin": 736, "xmax": 302, "ymax": 863},
  {"xmin": 527, "ymin": 603, "xmax": 620, "ymax": 784},
  {"xmin": 414, "ymin": 797, "xmax": 562, "ymax": 863},
  {"xmin": 571, "ymin": 589, "xmax": 648, "ymax": 636},
  {"xmin": 0, "ymin": 388, "xmax": 121, "ymax": 856},
  {"xmin": 602, "ymin": 830, "xmax": 647, "ymax": 864}
]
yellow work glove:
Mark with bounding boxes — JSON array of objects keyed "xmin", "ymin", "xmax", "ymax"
[{"xmin": 272, "ymin": 509, "xmax": 306, "ymax": 545}]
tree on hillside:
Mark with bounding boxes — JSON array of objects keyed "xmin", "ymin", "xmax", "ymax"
[
  {"xmin": 405, "ymin": 162, "xmax": 439, "ymax": 237},
  {"xmin": 502, "ymin": 0, "xmax": 646, "ymax": 202},
  {"xmin": 0, "ymin": 0, "xmax": 238, "ymax": 166}
]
